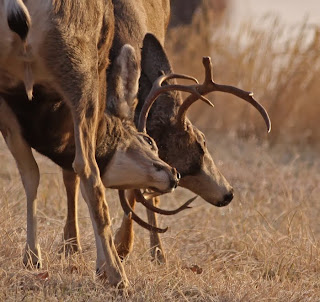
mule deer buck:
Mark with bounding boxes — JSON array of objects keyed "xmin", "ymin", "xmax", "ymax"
[
  {"xmin": 58, "ymin": 0, "xmax": 270, "ymax": 264},
  {"xmin": 0, "ymin": 0, "xmax": 180, "ymax": 288}
]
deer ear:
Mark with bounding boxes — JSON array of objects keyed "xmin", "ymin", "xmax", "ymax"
[
  {"xmin": 141, "ymin": 33, "xmax": 173, "ymax": 83},
  {"xmin": 108, "ymin": 44, "xmax": 140, "ymax": 120}
]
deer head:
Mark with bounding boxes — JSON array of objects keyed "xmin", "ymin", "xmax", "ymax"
[
  {"xmin": 101, "ymin": 44, "xmax": 180, "ymax": 193},
  {"xmin": 137, "ymin": 33, "xmax": 270, "ymax": 207}
]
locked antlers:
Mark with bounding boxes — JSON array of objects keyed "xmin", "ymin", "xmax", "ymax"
[
  {"xmin": 124, "ymin": 56, "xmax": 271, "ymax": 233},
  {"xmin": 119, "ymin": 190, "xmax": 197, "ymax": 233}
]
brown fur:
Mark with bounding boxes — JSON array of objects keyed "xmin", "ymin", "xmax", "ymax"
[
  {"xmin": 0, "ymin": 0, "xmax": 180, "ymax": 288},
  {"xmin": 60, "ymin": 0, "xmax": 233, "ymax": 263}
]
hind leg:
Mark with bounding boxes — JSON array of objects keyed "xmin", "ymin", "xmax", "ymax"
[
  {"xmin": 62, "ymin": 169, "xmax": 81, "ymax": 255},
  {"xmin": 0, "ymin": 98, "xmax": 41, "ymax": 268},
  {"xmin": 147, "ymin": 197, "xmax": 166, "ymax": 264},
  {"xmin": 114, "ymin": 190, "xmax": 136, "ymax": 259}
]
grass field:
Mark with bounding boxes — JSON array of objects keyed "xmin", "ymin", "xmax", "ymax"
[
  {"xmin": 1, "ymin": 6, "xmax": 320, "ymax": 302},
  {"xmin": 1, "ymin": 133, "xmax": 319, "ymax": 301}
]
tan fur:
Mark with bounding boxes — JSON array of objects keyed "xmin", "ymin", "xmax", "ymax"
[
  {"xmin": 0, "ymin": 0, "xmax": 131, "ymax": 288},
  {"xmin": 114, "ymin": 190, "xmax": 136, "ymax": 259},
  {"xmin": 62, "ymin": 170, "xmax": 81, "ymax": 255},
  {"xmin": 0, "ymin": 98, "xmax": 41, "ymax": 268},
  {"xmin": 56, "ymin": 0, "xmax": 233, "ymax": 264},
  {"xmin": 1, "ymin": 34, "xmax": 180, "ymax": 288}
]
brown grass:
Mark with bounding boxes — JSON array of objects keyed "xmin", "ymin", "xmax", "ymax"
[
  {"xmin": 1, "ymin": 132, "xmax": 319, "ymax": 301},
  {"xmin": 1, "ymin": 5, "xmax": 320, "ymax": 301}
]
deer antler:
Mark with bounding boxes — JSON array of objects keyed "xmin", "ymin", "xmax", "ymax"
[
  {"xmin": 138, "ymin": 56, "xmax": 271, "ymax": 133},
  {"xmin": 134, "ymin": 189, "xmax": 197, "ymax": 215},
  {"xmin": 118, "ymin": 190, "xmax": 168, "ymax": 233},
  {"xmin": 177, "ymin": 57, "xmax": 271, "ymax": 132},
  {"xmin": 138, "ymin": 73, "xmax": 213, "ymax": 132}
]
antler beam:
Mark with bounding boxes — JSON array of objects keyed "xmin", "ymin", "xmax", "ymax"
[
  {"xmin": 118, "ymin": 190, "xmax": 168, "ymax": 233},
  {"xmin": 134, "ymin": 189, "xmax": 197, "ymax": 215},
  {"xmin": 177, "ymin": 57, "xmax": 271, "ymax": 132}
]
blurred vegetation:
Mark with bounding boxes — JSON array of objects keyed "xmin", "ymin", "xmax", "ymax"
[{"xmin": 166, "ymin": 0, "xmax": 320, "ymax": 148}]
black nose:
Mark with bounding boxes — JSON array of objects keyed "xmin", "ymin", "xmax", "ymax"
[
  {"xmin": 224, "ymin": 192, "xmax": 234, "ymax": 203},
  {"xmin": 216, "ymin": 190, "xmax": 234, "ymax": 207}
]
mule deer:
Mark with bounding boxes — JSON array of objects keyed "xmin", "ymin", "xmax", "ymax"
[
  {"xmin": 0, "ymin": 0, "xmax": 180, "ymax": 287},
  {"xmin": 59, "ymin": 0, "xmax": 270, "ymax": 263},
  {"xmin": 109, "ymin": 0, "xmax": 270, "ymax": 262}
]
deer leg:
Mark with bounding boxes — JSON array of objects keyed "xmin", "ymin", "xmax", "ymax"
[
  {"xmin": 0, "ymin": 99, "xmax": 41, "ymax": 268},
  {"xmin": 79, "ymin": 181, "xmax": 128, "ymax": 285},
  {"xmin": 54, "ymin": 73, "xmax": 127, "ymax": 287},
  {"xmin": 114, "ymin": 190, "xmax": 136, "ymax": 259},
  {"xmin": 146, "ymin": 197, "xmax": 166, "ymax": 264},
  {"xmin": 72, "ymin": 108, "xmax": 127, "ymax": 286},
  {"xmin": 62, "ymin": 169, "xmax": 81, "ymax": 255}
]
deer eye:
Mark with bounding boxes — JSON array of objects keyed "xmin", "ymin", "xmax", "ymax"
[{"xmin": 143, "ymin": 136, "xmax": 153, "ymax": 146}]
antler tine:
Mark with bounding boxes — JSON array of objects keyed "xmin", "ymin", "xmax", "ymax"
[
  {"xmin": 210, "ymin": 83, "xmax": 271, "ymax": 132},
  {"xmin": 134, "ymin": 189, "xmax": 196, "ymax": 215},
  {"xmin": 177, "ymin": 56, "xmax": 271, "ymax": 133},
  {"xmin": 159, "ymin": 73, "xmax": 200, "ymax": 85},
  {"xmin": 118, "ymin": 190, "xmax": 168, "ymax": 233},
  {"xmin": 137, "ymin": 73, "xmax": 212, "ymax": 132},
  {"xmin": 203, "ymin": 56, "xmax": 214, "ymax": 84}
]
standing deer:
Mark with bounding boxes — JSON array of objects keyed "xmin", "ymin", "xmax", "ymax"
[
  {"xmin": 59, "ymin": 0, "xmax": 270, "ymax": 264},
  {"xmin": 0, "ymin": 0, "xmax": 179, "ymax": 288}
]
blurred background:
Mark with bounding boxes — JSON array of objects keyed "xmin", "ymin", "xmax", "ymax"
[{"xmin": 167, "ymin": 0, "xmax": 320, "ymax": 148}]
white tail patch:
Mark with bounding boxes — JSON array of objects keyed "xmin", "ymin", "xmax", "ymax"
[{"xmin": 24, "ymin": 63, "xmax": 34, "ymax": 100}]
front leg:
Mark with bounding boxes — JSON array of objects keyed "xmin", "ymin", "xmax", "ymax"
[
  {"xmin": 0, "ymin": 99, "xmax": 41, "ymax": 268},
  {"xmin": 57, "ymin": 78, "xmax": 127, "ymax": 288},
  {"xmin": 146, "ymin": 197, "xmax": 166, "ymax": 264},
  {"xmin": 62, "ymin": 169, "xmax": 81, "ymax": 255},
  {"xmin": 71, "ymin": 102, "xmax": 127, "ymax": 287}
]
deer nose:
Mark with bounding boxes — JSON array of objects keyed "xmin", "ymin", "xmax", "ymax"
[
  {"xmin": 223, "ymin": 188, "xmax": 234, "ymax": 204},
  {"xmin": 224, "ymin": 191, "xmax": 234, "ymax": 203},
  {"xmin": 216, "ymin": 189, "xmax": 234, "ymax": 207}
]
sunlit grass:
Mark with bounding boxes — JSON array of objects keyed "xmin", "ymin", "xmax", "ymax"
[
  {"xmin": 166, "ymin": 8, "xmax": 320, "ymax": 147},
  {"xmin": 1, "ymin": 133, "xmax": 319, "ymax": 301}
]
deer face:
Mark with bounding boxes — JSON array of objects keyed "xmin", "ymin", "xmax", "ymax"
[
  {"xmin": 173, "ymin": 124, "xmax": 233, "ymax": 207},
  {"xmin": 154, "ymin": 119, "xmax": 233, "ymax": 206},
  {"xmin": 102, "ymin": 129, "xmax": 179, "ymax": 192}
]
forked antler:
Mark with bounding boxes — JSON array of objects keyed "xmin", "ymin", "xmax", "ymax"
[
  {"xmin": 119, "ymin": 190, "xmax": 168, "ymax": 233},
  {"xmin": 138, "ymin": 56, "xmax": 271, "ymax": 133},
  {"xmin": 177, "ymin": 57, "xmax": 271, "ymax": 131},
  {"xmin": 138, "ymin": 73, "xmax": 213, "ymax": 132},
  {"xmin": 134, "ymin": 189, "xmax": 197, "ymax": 215}
]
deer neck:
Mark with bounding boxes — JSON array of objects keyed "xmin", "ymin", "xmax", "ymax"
[{"xmin": 95, "ymin": 113, "xmax": 131, "ymax": 174}]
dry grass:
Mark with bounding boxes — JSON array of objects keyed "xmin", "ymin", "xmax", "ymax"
[
  {"xmin": 1, "ymin": 5, "xmax": 320, "ymax": 301},
  {"xmin": 1, "ymin": 132, "xmax": 319, "ymax": 301},
  {"xmin": 166, "ymin": 5, "xmax": 320, "ymax": 148}
]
